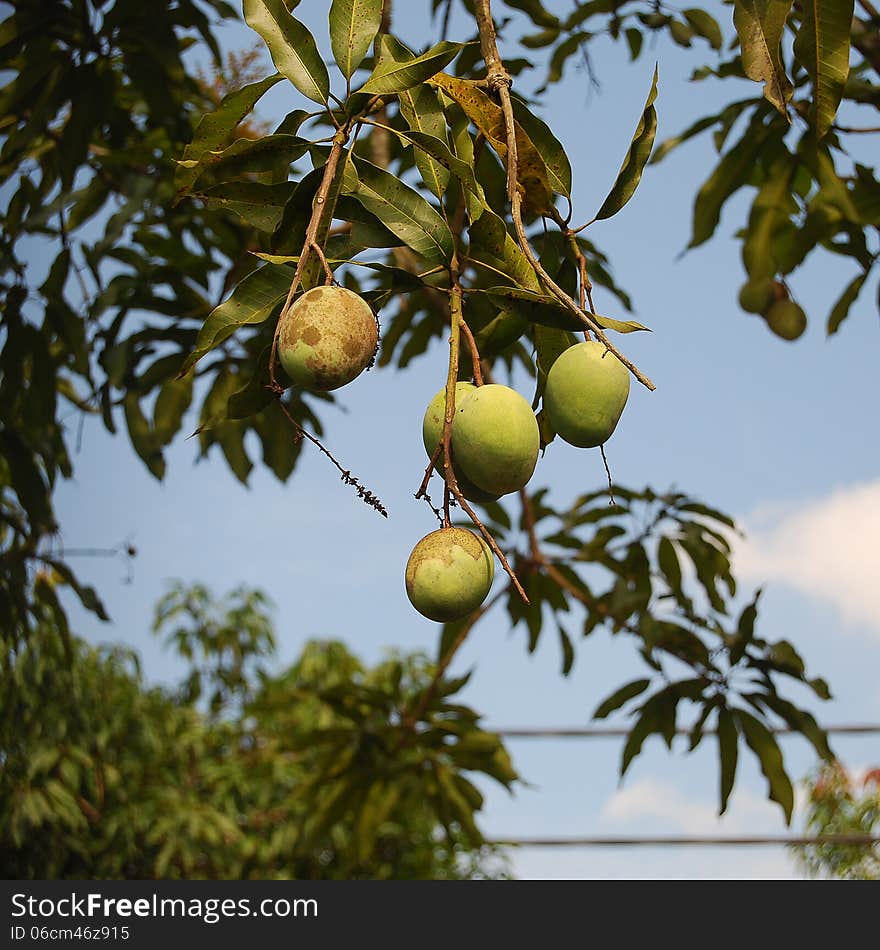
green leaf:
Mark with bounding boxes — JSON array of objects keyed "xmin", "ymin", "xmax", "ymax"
[
  {"xmin": 153, "ymin": 374, "xmax": 194, "ymax": 447},
  {"xmin": 595, "ymin": 678, "xmax": 651, "ymax": 719},
  {"xmin": 730, "ymin": 590, "xmax": 760, "ymax": 664},
  {"xmin": 504, "ymin": 0, "xmax": 560, "ymax": 29},
  {"xmin": 389, "ymin": 41, "xmax": 453, "ymax": 199},
  {"xmin": 379, "ymin": 124, "xmax": 480, "ymax": 200},
  {"xmin": 0, "ymin": 430, "xmax": 54, "ymax": 530},
  {"xmin": 736, "ymin": 707, "xmax": 794, "ymax": 822},
  {"xmin": 175, "ymin": 73, "xmax": 284, "ymax": 196},
  {"xmin": 595, "ymin": 65, "xmax": 659, "ymax": 221},
  {"xmin": 657, "ymin": 537, "xmax": 683, "ymax": 595},
  {"xmin": 742, "ymin": 154, "xmax": 798, "ymax": 278},
  {"xmin": 244, "ymin": 0, "xmax": 330, "ymax": 104},
  {"xmin": 346, "ymin": 155, "xmax": 453, "ymax": 261},
  {"xmin": 360, "ymin": 39, "xmax": 466, "ymax": 95},
  {"xmin": 792, "ymin": 0, "xmax": 853, "ymax": 138},
  {"xmin": 179, "ymin": 265, "xmax": 292, "ymax": 376},
  {"xmin": 827, "ymin": 271, "xmax": 868, "ymax": 335},
  {"xmin": 749, "ymin": 692, "xmax": 833, "ymax": 761},
  {"xmin": 717, "ymin": 706, "xmax": 738, "ymax": 814},
  {"xmin": 123, "ymin": 394, "xmax": 165, "ymax": 481},
  {"xmin": 683, "ymin": 8, "xmax": 723, "ymax": 50},
  {"xmin": 732, "ymin": 0, "xmax": 794, "ymax": 117},
  {"xmin": 329, "ymin": 0, "xmax": 383, "ymax": 80},
  {"xmin": 690, "ymin": 111, "xmax": 774, "ymax": 247},
  {"xmin": 199, "ymin": 181, "xmax": 292, "ymax": 232},
  {"xmin": 480, "ymin": 287, "xmax": 650, "ymax": 333},
  {"xmin": 182, "ymin": 134, "xmax": 311, "ymax": 190},
  {"xmin": 557, "ymin": 623, "xmax": 575, "ymax": 675},
  {"xmin": 621, "ymin": 695, "xmax": 664, "ymax": 776}
]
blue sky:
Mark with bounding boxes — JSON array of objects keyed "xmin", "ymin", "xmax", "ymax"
[{"xmin": 51, "ymin": 0, "xmax": 880, "ymax": 879}]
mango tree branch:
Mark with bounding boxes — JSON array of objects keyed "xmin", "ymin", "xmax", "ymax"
[
  {"xmin": 268, "ymin": 126, "xmax": 350, "ymax": 389},
  {"xmin": 442, "ymin": 265, "xmax": 529, "ymax": 604},
  {"xmin": 472, "ymin": 0, "xmax": 656, "ymax": 392}
]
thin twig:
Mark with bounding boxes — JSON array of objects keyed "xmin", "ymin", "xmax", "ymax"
[
  {"xmin": 548, "ymin": 205, "xmax": 595, "ymax": 338},
  {"xmin": 443, "ymin": 270, "xmax": 529, "ymax": 604},
  {"xmin": 310, "ymin": 240, "xmax": 335, "ymax": 284},
  {"xmin": 272, "ymin": 395, "xmax": 388, "ymax": 517},
  {"xmin": 472, "ymin": 0, "xmax": 655, "ymax": 392},
  {"xmin": 459, "ymin": 317, "xmax": 484, "ymax": 385},
  {"xmin": 599, "ymin": 444, "xmax": 616, "ymax": 507},
  {"xmin": 269, "ymin": 128, "xmax": 350, "ymax": 388}
]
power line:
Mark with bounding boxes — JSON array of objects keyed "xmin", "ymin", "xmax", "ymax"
[
  {"xmin": 489, "ymin": 834, "xmax": 880, "ymax": 848},
  {"xmin": 494, "ymin": 724, "xmax": 880, "ymax": 739}
]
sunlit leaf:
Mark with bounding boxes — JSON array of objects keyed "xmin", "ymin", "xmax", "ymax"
[
  {"xmin": 732, "ymin": 0, "xmax": 794, "ymax": 117},
  {"xmin": 360, "ymin": 39, "xmax": 466, "ymax": 95},
  {"xmin": 179, "ymin": 265, "xmax": 292, "ymax": 376},
  {"xmin": 346, "ymin": 155, "xmax": 454, "ymax": 261},
  {"xmin": 792, "ymin": 0, "xmax": 853, "ymax": 138},
  {"xmin": 329, "ymin": 0, "xmax": 383, "ymax": 80},
  {"xmin": 595, "ymin": 65, "xmax": 659, "ymax": 221},
  {"xmin": 244, "ymin": 0, "xmax": 330, "ymax": 104}
]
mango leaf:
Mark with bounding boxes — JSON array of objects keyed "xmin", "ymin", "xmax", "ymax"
[
  {"xmin": 748, "ymin": 692, "xmax": 833, "ymax": 761},
  {"xmin": 595, "ymin": 65, "xmax": 659, "ymax": 221},
  {"xmin": 505, "ymin": 0, "xmax": 560, "ymax": 29},
  {"xmin": 468, "ymin": 211, "xmax": 541, "ymax": 296},
  {"xmin": 557, "ymin": 623, "xmax": 575, "ymax": 675},
  {"xmin": 123, "ymin": 394, "xmax": 165, "ymax": 481},
  {"xmin": 153, "ymin": 373, "xmax": 194, "ymax": 446},
  {"xmin": 183, "ymin": 134, "xmax": 311, "ymax": 190},
  {"xmin": 717, "ymin": 706, "xmax": 738, "ymax": 814},
  {"xmin": 429, "ymin": 72, "xmax": 553, "ymax": 214},
  {"xmin": 793, "ymin": 0, "xmax": 854, "ymax": 138},
  {"xmin": 594, "ymin": 678, "xmax": 651, "ymax": 719},
  {"xmin": 510, "ymin": 97, "xmax": 572, "ymax": 198},
  {"xmin": 742, "ymin": 155, "xmax": 797, "ymax": 279},
  {"xmin": 732, "ymin": 0, "xmax": 794, "ymax": 118},
  {"xmin": 827, "ymin": 271, "xmax": 868, "ymax": 335},
  {"xmin": 389, "ymin": 127, "xmax": 482, "ymax": 199},
  {"xmin": 683, "ymin": 8, "xmax": 723, "ymax": 50},
  {"xmin": 360, "ymin": 40, "xmax": 467, "ymax": 95},
  {"xmin": 736, "ymin": 707, "xmax": 794, "ymax": 822},
  {"xmin": 199, "ymin": 181, "xmax": 292, "ymax": 232},
  {"xmin": 690, "ymin": 111, "xmax": 774, "ymax": 247},
  {"xmin": 329, "ymin": 0, "xmax": 383, "ymax": 80},
  {"xmin": 175, "ymin": 73, "xmax": 283, "ymax": 196},
  {"xmin": 399, "ymin": 77, "xmax": 452, "ymax": 199},
  {"xmin": 345, "ymin": 155, "xmax": 453, "ymax": 261},
  {"xmin": 179, "ymin": 264, "xmax": 292, "ymax": 376},
  {"xmin": 244, "ymin": 0, "xmax": 330, "ymax": 104},
  {"xmin": 0, "ymin": 430, "xmax": 54, "ymax": 530},
  {"xmin": 480, "ymin": 287, "xmax": 650, "ymax": 333},
  {"xmin": 657, "ymin": 536, "xmax": 683, "ymax": 596}
]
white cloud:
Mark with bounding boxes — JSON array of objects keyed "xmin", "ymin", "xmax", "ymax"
[
  {"xmin": 600, "ymin": 777, "xmax": 799, "ymax": 836},
  {"xmin": 733, "ymin": 480, "xmax": 880, "ymax": 637}
]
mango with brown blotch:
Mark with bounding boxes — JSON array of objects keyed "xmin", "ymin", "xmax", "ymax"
[{"xmin": 278, "ymin": 286, "xmax": 378, "ymax": 391}]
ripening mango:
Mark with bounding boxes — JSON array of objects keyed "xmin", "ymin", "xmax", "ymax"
[{"xmin": 278, "ymin": 285, "xmax": 378, "ymax": 391}]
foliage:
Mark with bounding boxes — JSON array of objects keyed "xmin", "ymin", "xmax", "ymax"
[
  {"xmin": 794, "ymin": 761, "xmax": 880, "ymax": 879},
  {"xmin": 518, "ymin": 0, "xmax": 877, "ymax": 336},
  {"xmin": 0, "ymin": 0, "xmax": 865, "ymax": 854},
  {"xmin": 0, "ymin": 583, "xmax": 513, "ymax": 879}
]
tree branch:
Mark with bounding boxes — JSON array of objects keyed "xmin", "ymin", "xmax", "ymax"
[{"xmin": 472, "ymin": 0, "xmax": 656, "ymax": 392}]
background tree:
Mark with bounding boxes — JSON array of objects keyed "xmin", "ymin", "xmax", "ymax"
[
  {"xmin": 795, "ymin": 762, "xmax": 880, "ymax": 879},
  {"xmin": 1, "ymin": 582, "xmax": 513, "ymax": 879},
  {"xmin": 1, "ymin": 0, "xmax": 876, "ymax": 874}
]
